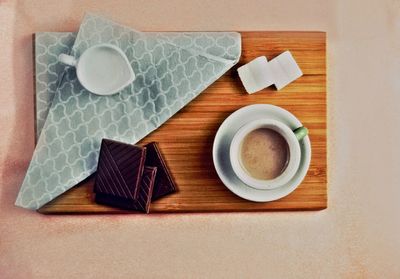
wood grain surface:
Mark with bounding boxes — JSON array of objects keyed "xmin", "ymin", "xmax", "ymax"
[{"xmin": 38, "ymin": 31, "xmax": 327, "ymax": 214}]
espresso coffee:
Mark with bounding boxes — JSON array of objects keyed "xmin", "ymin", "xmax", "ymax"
[{"xmin": 240, "ymin": 128, "xmax": 289, "ymax": 180}]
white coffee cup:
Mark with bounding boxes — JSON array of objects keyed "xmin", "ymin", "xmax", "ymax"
[
  {"xmin": 58, "ymin": 44, "xmax": 135, "ymax": 96},
  {"xmin": 229, "ymin": 119, "xmax": 308, "ymax": 190}
]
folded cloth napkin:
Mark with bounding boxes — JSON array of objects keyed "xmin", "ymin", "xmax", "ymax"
[
  {"xmin": 16, "ymin": 13, "xmax": 241, "ymax": 210},
  {"xmin": 34, "ymin": 32, "xmax": 77, "ymax": 140}
]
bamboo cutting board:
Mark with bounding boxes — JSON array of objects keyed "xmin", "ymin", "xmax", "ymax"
[{"xmin": 38, "ymin": 31, "xmax": 327, "ymax": 214}]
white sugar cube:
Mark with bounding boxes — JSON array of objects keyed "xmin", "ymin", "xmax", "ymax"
[
  {"xmin": 269, "ymin": 51, "xmax": 303, "ymax": 90},
  {"xmin": 237, "ymin": 56, "xmax": 275, "ymax": 94}
]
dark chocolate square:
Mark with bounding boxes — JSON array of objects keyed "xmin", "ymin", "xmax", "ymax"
[
  {"xmin": 94, "ymin": 139, "xmax": 147, "ymax": 201},
  {"xmin": 95, "ymin": 166, "xmax": 157, "ymax": 213},
  {"xmin": 144, "ymin": 142, "xmax": 177, "ymax": 200}
]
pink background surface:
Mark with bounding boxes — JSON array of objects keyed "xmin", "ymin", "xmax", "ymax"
[{"xmin": 1, "ymin": 0, "xmax": 400, "ymax": 278}]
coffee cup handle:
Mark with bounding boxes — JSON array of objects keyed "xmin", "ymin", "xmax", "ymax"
[
  {"xmin": 58, "ymin": 53, "xmax": 77, "ymax": 67},
  {"xmin": 293, "ymin": 127, "xmax": 308, "ymax": 141}
]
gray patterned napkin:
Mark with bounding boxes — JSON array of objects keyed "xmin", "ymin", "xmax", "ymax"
[
  {"xmin": 16, "ymin": 13, "xmax": 241, "ymax": 210},
  {"xmin": 34, "ymin": 32, "xmax": 77, "ymax": 139}
]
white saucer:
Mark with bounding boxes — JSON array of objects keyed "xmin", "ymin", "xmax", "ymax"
[{"xmin": 212, "ymin": 104, "xmax": 311, "ymax": 202}]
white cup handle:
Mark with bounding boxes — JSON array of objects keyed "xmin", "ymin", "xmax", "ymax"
[{"xmin": 58, "ymin": 53, "xmax": 77, "ymax": 67}]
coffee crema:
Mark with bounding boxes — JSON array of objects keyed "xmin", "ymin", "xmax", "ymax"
[{"xmin": 239, "ymin": 128, "xmax": 289, "ymax": 180}]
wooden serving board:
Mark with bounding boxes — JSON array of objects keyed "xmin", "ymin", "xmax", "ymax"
[{"xmin": 38, "ymin": 31, "xmax": 327, "ymax": 214}]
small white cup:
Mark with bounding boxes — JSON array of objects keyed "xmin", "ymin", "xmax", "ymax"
[
  {"xmin": 58, "ymin": 44, "xmax": 135, "ymax": 96},
  {"xmin": 229, "ymin": 119, "xmax": 308, "ymax": 190}
]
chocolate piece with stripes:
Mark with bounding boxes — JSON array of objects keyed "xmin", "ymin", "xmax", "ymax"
[
  {"xmin": 93, "ymin": 139, "xmax": 147, "ymax": 201},
  {"xmin": 95, "ymin": 166, "xmax": 157, "ymax": 213},
  {"xmin": 144, "ymin": 142, "xmax": 177, "ymax": 200}
]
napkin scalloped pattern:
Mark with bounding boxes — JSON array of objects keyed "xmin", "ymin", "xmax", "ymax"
[{"xmin": 35, "ymin": 32, "xmax": 77, "ymax": 139}]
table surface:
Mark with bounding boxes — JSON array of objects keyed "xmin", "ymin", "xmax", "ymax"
[{"xmin": 1, "ymin": 0, "xmax": 400, "ymax": 278}]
